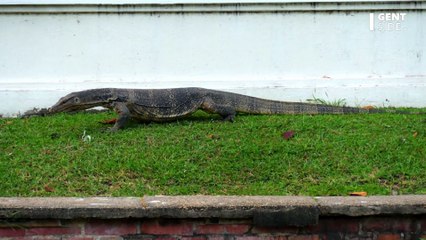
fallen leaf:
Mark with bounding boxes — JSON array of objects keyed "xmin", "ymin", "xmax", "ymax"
[
  {"xmin": 349, "ymin": 191, "xmax": 368, "ymax": 197},
  {"xmin": 282, "ymin": 130, "xmax": 295, "ymax": 140},
  {"xmin": 413, "ymin": 132, "xmax": 418, "ymax": 138},
  {"xmin": 207, "ymin": 134, "xmax": 220, "ymax": 140},
  {"xmin": 44, "ymin": 185, "xmax": 55, "ymax": 192},
  {"xmin": 100, "ymin": 118, "xmax": 117, "ymax": 124},
  {"xmin": 362, "ymin": 105, "xmax": 375, "ymax": 110},
  {"xmin": 42, "ymin": 149, "xmax": 52, "ymax": 155}
]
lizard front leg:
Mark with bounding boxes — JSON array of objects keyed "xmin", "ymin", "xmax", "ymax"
[{"xmin": 110, "ymin": 102, "xmax": 130, "ymax": 131}]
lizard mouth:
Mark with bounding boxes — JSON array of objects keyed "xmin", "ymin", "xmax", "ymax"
[
  {"xmin": 49, "ymin": 104, "xmax": 75, "ymax": 113},
  {"xmin": 50, "ymin": 102, "xmax": 102, "ymax": 113}
]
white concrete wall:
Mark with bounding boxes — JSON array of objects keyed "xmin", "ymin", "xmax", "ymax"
[{"xmin": 0, "ymin": 0, "xmax": 425, "ymax": 116}]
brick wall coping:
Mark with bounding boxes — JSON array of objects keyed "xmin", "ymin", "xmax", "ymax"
[{"xmin": 0, "ymin": 195, "xmax": 425, "ymax": 220}]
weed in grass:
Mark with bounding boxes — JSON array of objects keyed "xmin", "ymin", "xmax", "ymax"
[{"xmin": 306, "ymin": 95, "xmax": 347, "ymax": 107}]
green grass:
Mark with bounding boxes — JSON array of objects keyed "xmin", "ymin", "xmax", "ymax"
[{"xmin": 0, "ymin": 110, "xmax": 425, "ymax": 196}]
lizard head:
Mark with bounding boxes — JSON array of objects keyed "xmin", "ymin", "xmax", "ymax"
[{"xmin": 49, "ymin": 89, "xmax": 114, "ymax": 113}]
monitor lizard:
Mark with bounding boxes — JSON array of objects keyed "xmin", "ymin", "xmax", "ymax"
[{"xmin": 48, "ymin": 87, "xmax": 382, "ymax": 131}]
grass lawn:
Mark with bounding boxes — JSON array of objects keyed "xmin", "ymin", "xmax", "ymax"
[{"xmin": 0, "ymin": 110, "xmax": 425, "ymax": 196}]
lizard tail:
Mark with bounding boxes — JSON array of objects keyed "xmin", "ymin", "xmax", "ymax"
[
  {"xmin": 233, "ymin": 95, "xmax": 369, "ymax": 114},
  {"xmin": 237, "ymin": 97, "xmax": 426, "ymax": 115},
  {"xmin": 207, "ymin": 89, "xmax": 424, "ymax": 115}
]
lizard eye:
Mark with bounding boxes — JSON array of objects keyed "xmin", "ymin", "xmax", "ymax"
[{"xmin": 74, "ymin": 97, "xmax": 80, "ymax": 103}]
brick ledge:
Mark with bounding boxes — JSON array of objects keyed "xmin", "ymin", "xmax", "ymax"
[{"xmin": 0, "ymin": 195, "xmax": 425, "ymax": 220}]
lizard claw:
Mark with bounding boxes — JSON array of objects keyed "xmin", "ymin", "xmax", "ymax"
[
  {"xmin": 222, "ymin": 115, "xmax": 235, "ymax": 122},
  {"xmin": 108, "ymin": 127, "xmax": 119, "ymax": 133}
]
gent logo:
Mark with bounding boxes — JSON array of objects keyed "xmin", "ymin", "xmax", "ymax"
[{"xmin": 369, "ymin": 13, "xmax": 407, "ymax": 31}]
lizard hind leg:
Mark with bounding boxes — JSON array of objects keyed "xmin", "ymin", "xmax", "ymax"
[
  {"xmin": 109, "ymin": 102, "xmax": 131, "ymax": 131},
  {"xmin": 200, "ymin": 99, "xmax": 236, "ymax": 122}
]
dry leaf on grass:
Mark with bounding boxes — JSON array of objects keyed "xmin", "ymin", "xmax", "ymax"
[
  {"xmin": 44, "ymin": 185, "xmax": 55, "ymax": 192},
  {"xmin": 362, "ymin": 106, "xmax": 375, "ymax": 110},
  {"xmin": 100, "ymin": 118, "xmax": 117, "ymax": 124},
  {"xmin": 282, "ymin": 130, "xmax": 295, "ymax": 140},
  {"xmin": 349, "ymin": 191, "xmax": 368, "ymax": 197}
]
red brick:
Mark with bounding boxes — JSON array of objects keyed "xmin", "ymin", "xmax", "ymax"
[
  {"xmin": 12, "ymin": 237, "xmax": 59, "ymax": 240},
  {"xmin": 288, "ymin": 236, "xmax": 319, "ymax": 240},
  {"xmin": 377, "ymin": 234, "xmax": 402, "ymax": 240},
  {"xmin": 2, "ymin": 220, "xmax": 62, "ymax": 228},
  {"xmin": 63, "ymin": 237, "xmax": 94, "ymax": 240},
  {"xmin": 196, "ymin": 224, "xmax": 250, "ymax": 235},
  {"xmin": 207, "ymin": 237, "xmax": 225, "ymax": 240},
  {"xmin": 362, "ymin": 217, "xmax": 414, "ymax": 232},
  {"xmin": 251, "ymin": 226, "xmax": 299, "ymax": 234},
  {"xmin": 0, "ymin": 228, "xmax": 26, "ymax": 237},
  {"xmin": 225, "ymin": 225, "xmax": 251, "ymax": 234},
  {"xmin": 97, "ymin": 237, "xmax": 123, "ymax": 240},
  {"xmin": 0, "ymin": 238, "xmax": 32, "ymax": 240},
  {"xmin": 235, "ymin": 237, "xmax": 271, "ymax": 240},
  {"xmin": 307, "ymin": 217, "xmax": 359, "ymax": 233},
  {"xmin": 181, "ymin": 237, "xmax": 207, "ymax": 240},
  {"xmin": 26, "ymin": 226, "xmax": 81, "ymax": 236},
  {"xmin": 85, "ymin": 220, "xmax": 138, "ymax": 235},
  {"xmin": 141, "ymin": 220, "xmax": 193, "ymax": 236},
  {"xmin": 420, "ymin": 217, "xmax": 426, "ymax": 232},
  {"xmin": 196, "ymin": 224, "xmax": 225, "ymax": 234}
]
